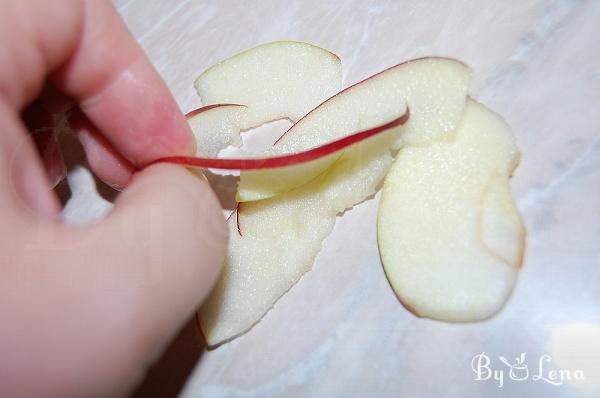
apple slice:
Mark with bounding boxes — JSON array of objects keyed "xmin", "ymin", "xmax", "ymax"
[
  {"xmin": 199, "ymin": 118, "xmax": 416, "ymax": 346},
  {"xmin": 199, "ymin": 130, "xmax": 412, "ymax": 346},
  {"xmin": 237, "ymin": 57, "xmax": 471, "ymax": 202},
  {"xmin": 197, "ymin": 59, "xmax": 471, "ymax": 346},
  {"xmin": 195, "ymin": 41, "xmax": 343, "ymax": 130},
  {"xmin": 186, "ymin": 104, "xmax": 247, "ymax": 157},
  {"xmin": 198, "ymin": 113, "xmax": 415, "ymax": 345},
  {"xmin": 199, "ymin": 185, "xmax": 335, "ymax": 346},
  {"xmin": 377, "ymin": 99, "xmax": 525, "ymax": 322}
]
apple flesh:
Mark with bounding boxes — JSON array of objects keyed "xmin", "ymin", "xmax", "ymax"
[
  {"xmin": 195, "ymin": 41, "xmax": 342, "ymax": 130},
  {"xmin": 377, "ymin": 99, "xmax": 525, "ymax": 322},
  {"xmin": 186, "ymin": 104, "xmax": 247, "ymax": 157},
  {"xmin": 237, "ymin": 57, "xmax": 471, "ymax": 202}
]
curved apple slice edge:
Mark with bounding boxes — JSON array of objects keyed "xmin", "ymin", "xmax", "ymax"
[
  {"xmin": 185, "ymin": 104, "xmax": 248, "ymax": 158},
  {"xmin": 152, "ymin": 109, "xmax": 410, "ymax": 170},
  {"xmin": 194, "ymin": 41, "xmax": 343, "ymax": 129}
]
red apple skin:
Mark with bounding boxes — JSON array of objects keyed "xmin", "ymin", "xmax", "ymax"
[
  {"xmin": 398, "ymin": 296, "xmax": 420, "ymax": 317},
  {"xmin": 224, "ymin": 205, "xmax": 243, "ymax": 236},
  {"xmin": 274, "ymin": 56, "xmax": 467, "ymax": 144},
  {"xmin": 380, "ymin": 253, "xmax": 421, "ymax": 317},
  {"xmin": 185, "ymin": 104, "xmax": 247, "ymax": 119},
  {"xmin": 150, "ymin": 109, "xmax": 409, "ymax": 170},
  {"xmin": 235, "ymin": 203, "xmax": 242, "ymax": 237}
]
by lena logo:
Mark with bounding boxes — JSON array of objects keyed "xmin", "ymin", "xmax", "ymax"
[{"xmin": 471, "ymin": 352, "xmax": 585, "ymax": 388}]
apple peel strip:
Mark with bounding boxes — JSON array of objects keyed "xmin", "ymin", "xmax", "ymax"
[{"xmin": 148, "ymin": 109, "xmax": 409, "ymax": 170}]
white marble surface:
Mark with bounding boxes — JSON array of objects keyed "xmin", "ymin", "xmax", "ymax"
[{"xmin": 71, "ymin": 0, "xmax": 600, "ymax": 396}]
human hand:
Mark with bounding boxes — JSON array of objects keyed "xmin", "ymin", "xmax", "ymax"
[{"xmin": 0, "ymin": 0, "xmax": 227, "ymax": 396}]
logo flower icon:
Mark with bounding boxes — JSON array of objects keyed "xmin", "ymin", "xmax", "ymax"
[{"xmin": 499, "ymin": 352, "xmax": 529, "ymax": 381}]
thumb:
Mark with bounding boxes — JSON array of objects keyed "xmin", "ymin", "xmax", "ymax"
[
  {"xmin": 102, "ymin": 162, "xmax": 227, "ymax": 341},
  {"xmin": 3, "ymin": 164, "xmax": 227, "ymax": 397},
  {"xmin": 85, "ymin": 163, "xmax": 227, "ymax": 388}
]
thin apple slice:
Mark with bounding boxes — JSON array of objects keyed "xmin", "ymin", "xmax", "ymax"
[
  {"xmin": 199, "ymin": 120, "xmax": 415, "ymax": 346},
  {"xmin": 198, "ymin": 129, "xmax": 408, "ymax": 347},
  {"xmin": 377, "ymin": 99, "xmax": 524, "ymax": 322},
  {"xmin": 186, "ymin": 104, "xmax": 247, "ymax": 157},
  {"xmin": 199, "ymin": 123, "xmax": 413, "ymax": 346},
  {"xmin": 237, "ymin": 57, "xmax": 471, "ymax": 202},
  {"xmin": 153, "ymin": 113, "xmax": 408, "ymax": 170},
  {"xmin": 195, "ymin": 41, "xmax": 342, "ymax": 130},
  {"xmin": 199, "ymin": 186, "xmax": 335, "ymax": 346}
]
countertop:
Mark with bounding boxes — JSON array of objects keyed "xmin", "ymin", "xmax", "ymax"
[{"xmin": 67, "ymin": 1, "xmax": 600, "ymax": 396}]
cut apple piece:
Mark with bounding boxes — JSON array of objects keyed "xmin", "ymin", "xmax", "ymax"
[
  {"xmin": 199, "ymin": 185, "xmax": 336, "ymax": 346},
  {"xmin": 200, "ymin": 120, "xmax": 414, "ymax": 345},
  {"xmin": 195, "ymin": 41, "xmax": 342, "ymax": 130},
  {"xmin": 237, "ymin": 57, "xmax": 471, "ymax": 202},
  {"xmin": 186, "ymin": 104, "xmax": 247, "ymax": 157},
  {"xmin": 199, "ymin": 119, "xmax": 416, "ymax": 346},
  {"xmin": 377, "ymin": 99, "xmax": 524, "ymax": 322}
]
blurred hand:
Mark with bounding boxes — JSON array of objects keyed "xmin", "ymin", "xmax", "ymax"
[{"xmin": 0, "ymin": 0, "xmax": 227, "ymax": 396}]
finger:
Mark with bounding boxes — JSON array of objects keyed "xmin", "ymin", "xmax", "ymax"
[
  {"xmin": 79, "ymin": 164, "xmax": 226, "ymax": 392},
  {"xmin": 69, "ymin": 108, "xmax": 137, "ymax": 190},
  {"xmin": 22, "ymin": 98, "xmax": 136, "ymax": 192},
  {"xmin": 79, "ymin": 164, "xmax": 226, "ymax": 394},
  {"xmin": 1, "ymin": 0, "xmax": 195, "ymax": 168},
  {"xmin": 52, "ymin": 0, "xmax": 196, "ymax": 166},
  {"xmin": 3, "ymin": 164, "xmax": 226, "ymax": 397}
]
